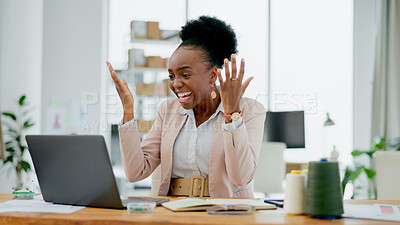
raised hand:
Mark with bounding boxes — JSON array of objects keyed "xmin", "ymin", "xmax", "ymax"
[
  {"xmin": 106, "ymin": 61, "xmax": 134, "ymax": 123},
  {"xmin": 217, "ymin": 54, "xmax": 253, "ymax": 119}
]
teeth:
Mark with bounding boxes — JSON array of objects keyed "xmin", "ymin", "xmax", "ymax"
[
  {"xmin": 177, "ymin": 92, "xmax": 191, "ymax": 98},
  {"xmin": 179, "ymin": 96, "xmax": 190, "ymax": 100}
]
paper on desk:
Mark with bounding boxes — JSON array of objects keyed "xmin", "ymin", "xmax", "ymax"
[
  {"xmin": 206, "ymin": 198, "xmax": 276, "ymax": 210},
  {"xmin": 343, "ymin": 204, "xmax": 400, "ymax": 222},
  {"xmin": 259, "ymin": 207, "xmax": 287, "ymax": 215},
  {"xmin": 0, "ymin": 195, "xmax": 85, "ymax": 214},
  {"xmin": 208, "ymin": 198, "xmax": 270, "ymax": 207}
]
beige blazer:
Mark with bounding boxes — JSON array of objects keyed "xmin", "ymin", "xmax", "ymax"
[{"xmin": 118, "ymin": 97, "xmax": 266, "ymax": 197}]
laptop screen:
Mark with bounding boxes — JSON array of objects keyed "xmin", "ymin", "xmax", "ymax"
[{"xmin": 26, "ymin": 135, "xmax": 124, "ymax": 209}]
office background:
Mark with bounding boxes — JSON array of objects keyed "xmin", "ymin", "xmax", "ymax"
[{"xmin": 0, "ymin": 0, "xmax": 398, "ymax": 198}]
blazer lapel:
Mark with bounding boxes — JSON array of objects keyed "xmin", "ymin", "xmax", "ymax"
[
  {"xmin": 208, "ymin": 113, "xmax": 225, "ymax": 180},
  {"xmin": 159, "ymin": 113, "xmax": 188, "ymax": 195}
]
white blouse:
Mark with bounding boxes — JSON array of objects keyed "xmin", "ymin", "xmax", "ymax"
[
  {"xmin": 172, "ymin": 103, "xmax": 242, "ymax": 179},
  {"xmin": 121, "ymin": 102, "xmax": 242, "ymax": 180}
]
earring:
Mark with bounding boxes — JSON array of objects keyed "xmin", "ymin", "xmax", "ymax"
[{"xmin": 211, "ymin": 85, "xmax": 217, "ymax": 99}]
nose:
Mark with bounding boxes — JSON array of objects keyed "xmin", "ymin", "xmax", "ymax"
[{"xmin": 172, "ymin": 77, "xmax": 183, "ymax": 89}]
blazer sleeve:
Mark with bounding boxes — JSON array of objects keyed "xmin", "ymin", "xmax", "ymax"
[
  {"xmin": 118, "ymin": 101, "xmax": 165, "ymax": 182},
  {"xmin": 222, "ymin": 99, "xmax": 266, "ymax": 186}
]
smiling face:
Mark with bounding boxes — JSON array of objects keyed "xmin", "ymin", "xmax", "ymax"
[{"xmin": 168, "ymin": 46, "xmax": 217, "ymax": 110}]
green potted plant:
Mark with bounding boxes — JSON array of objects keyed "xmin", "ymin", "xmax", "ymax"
[
  {"xmin": 342, "ymin": 136, "xmax": 400, "ymax": 199},
  {"xmin": 1, "ymin": 95, "xmax": 35, "ymax": 190}
]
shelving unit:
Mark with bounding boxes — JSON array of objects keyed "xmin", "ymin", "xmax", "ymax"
[
  {"xmin": 107, "ymin": 21, "xmax": 180, "ymax": 196},
  {"xmin": 128, "ymin": 36, "xmax": 180, "ymax": 125}
]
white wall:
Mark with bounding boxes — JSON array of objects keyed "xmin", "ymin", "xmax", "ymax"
[
  {"xmin": 41, "ymin": 0, "xmax": 108, "ymax": 135},
  {"xmin": 0, "ymin": 0, "xmax": 108, "ymax": 192},
  {"xmin": 0, "ymin": 0, "xmax": 43, "ymax": 192},
  {"xmin": 270, "ymin": 0, "xmax": 353, "ymax": 165},
  {"xmin": 353, "ymin": 0, "xmax": 377, "ymax": 150}
]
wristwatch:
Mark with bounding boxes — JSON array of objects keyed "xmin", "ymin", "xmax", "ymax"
[{"xmin": 223, "ymin": 112, "xmax": 242, "ymax": 121}]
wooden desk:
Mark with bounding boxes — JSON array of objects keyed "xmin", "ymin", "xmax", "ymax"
[{"xmin": 0, "ymin": 194, "xmax": 399, "ymax": 225}]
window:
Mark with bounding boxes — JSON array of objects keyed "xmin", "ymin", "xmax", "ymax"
[
  {"xmin": 108, "ymin": 0, "xmax": 354, "ymax": 167},
  {"xmin": 270, "ymin": 0, "xmax": 353, "ymax": 164}
]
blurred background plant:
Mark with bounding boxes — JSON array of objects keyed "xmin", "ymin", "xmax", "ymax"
[
  {"xmin": 1, "ymin": 95, "xmax": 35, "ymax": 190},
  {"xmin": 342, "ymin": 136, "xmax": 400, "ymax": 199}
]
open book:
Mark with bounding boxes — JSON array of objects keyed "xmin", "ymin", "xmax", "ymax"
[{"xmin": 161, "ymin": 198, "xmax": 277, "ymax": 212}]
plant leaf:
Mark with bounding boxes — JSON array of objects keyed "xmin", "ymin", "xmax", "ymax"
[
  {"xmin": 351, "ymin": 150, "xmax": 364, "ymax": 157},
  {"xmin": 351, "ymin": 150, "xmax": 375, "ymax": 158},
  {"xmin": 342, "ymin": 167, "xmax": 353, "ymax": 194},
  {"xmin": 23, "ymin": 121, "xmax": 35, "ymax": 129},
  {"xmin": 18, "ymin": 95, "xmax": 26, "ymax": 106},
  {"xmin": 6, "ymin": 147, "xmax": 15, "ymax": 153},
  {"xmin": 5, "ymin": 141, "xmax": 13, "ymax": 146},
  {"xmin": 20, "ymin": 161, "xmax": 31, "ymax": 172},
  {"xmin": 364, "ymin": 168, "xmax": 376, "ymax": 179},
  {"xmin": 349, "ymin": 166, "xmax": 363, "ymax": 181},
  {"xmin": 4, "ymin": 155, "xmax": 14, "ymax": 164},
  {"xmin": 2, "ymin": 112, "xmax": 16, "ymax": 121},
  {"xmin": 19, "ymin": 145, "xmax": 27, "ymax": 154},
  {"xmin": 8, "ymin": 128, "xmax": 17, "ymax": 134},
  {"xmin": 371, "ymin": 136, "xmax": 386, "ymax": 150},
  {"xmin": 365, "ymin": 151, "xmax": 376, "ymax": 158}
]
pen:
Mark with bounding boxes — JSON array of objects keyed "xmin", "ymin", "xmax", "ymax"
[{"xmin": 264, "ymin": 200, "xmax": 284, "ymax": 208}]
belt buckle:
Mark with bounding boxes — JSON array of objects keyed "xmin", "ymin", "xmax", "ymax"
[{"xmin": 189, "ymin": 176, "xmax": 205, "ymax": 197}]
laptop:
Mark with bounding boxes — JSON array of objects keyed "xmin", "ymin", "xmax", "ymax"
[{"xmin": 26, "ymin": 135, "xmax": 168, "ymax": 209}]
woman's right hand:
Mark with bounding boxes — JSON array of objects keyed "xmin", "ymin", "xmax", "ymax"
[{"xmin": 106, "ymin": 61, "xmax": 134, "ymax": 123}]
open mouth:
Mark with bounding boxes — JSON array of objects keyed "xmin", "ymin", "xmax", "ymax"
[{"xmin": 177, "ymin": 91, "xmax": 192, "ymax": 103}]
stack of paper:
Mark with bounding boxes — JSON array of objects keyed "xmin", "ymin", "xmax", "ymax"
[
  {"xmin": 0, "ymin": 195, "xmax": 84, "ymax": 214},
  {"xmin": 343, "ymin": 204, "xmax": 400, "ymax": 222},
  {"xmin": 162, "ymin": 198, "xmax": 276, "ymax": 212}
]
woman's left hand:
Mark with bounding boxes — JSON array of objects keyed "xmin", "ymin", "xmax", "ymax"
[{"xmin": 217, "ymin": 54, "xmax": 254, "ymax": 116}]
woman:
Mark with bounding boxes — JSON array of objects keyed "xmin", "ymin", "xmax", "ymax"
[{"xmin": 107, "ymin": 16, "xmax": 266, "ymax": 198}]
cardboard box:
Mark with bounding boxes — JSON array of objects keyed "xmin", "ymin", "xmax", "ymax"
[
  {"xmin": 130, "ymin": 21, "xmax": 147, "ymax": 40},
  {"xmin": 128, "ymin": 48, "xmax": 146, "ymax": 68},
  {"xmin": 146, "ymin": 56, "xmax": 167, "ymax": 68},
  {"xmin": 163, "ymin": 79, "xmax": 170, "ymax": 96},
  {"xmin": 136, "ymin": 120, "xmax": 154, "ymax": 133},
  {"xmin": 136, "ymin": 83, "xmax": 155, "ymax": 96},
  {"xmin": 147, "ymin": 21, "xmax": 161, "ymax": 40}
]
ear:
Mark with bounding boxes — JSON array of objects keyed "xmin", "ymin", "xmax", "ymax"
[{"xmin": 209, "ymin": 67, "xmax": 218, "ymax": 84}]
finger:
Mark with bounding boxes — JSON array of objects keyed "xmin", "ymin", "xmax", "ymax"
[
  {"xmin": 107, "ymin": 62, "xmax": 119, "ymax": 83},
  {"xmin": 114, "ymin": 82, "xmax": 124, "ymax": 98},
  {"xmin": 106, "ymin": 61, "xmax": 115, "ymax": 75},
  {"xmin": 107, "ymin": 63, "xmax": 123, "ymax": 87},
  {"xmin": 217, "ymin": 68, "xmax": 224, "ymax": 86},
  {"xmin": 238, "ymin": 58, "xmax": 245, "ymax": 82},
  {"xmin": 120, "ymin": 79, "xmax": 131, "ymax": 94},
  {"xmin": 107, "ymin": 64, "xmax": 125, "ymax": 96},
  {"xmin": 111, "ymin": 71, "xmax": 123, "ymax": 89},
  {"xmin": 231, "ymin": 54, "xmax": 237, "ymax": 79},
  {"xmin": 122, "ymin": 79, "xmax": 129, "ymax": 89},
  {"xmin": 224, "ymin": 58, "xmax": 230, "ymax": 82},
  {"xmin": 121, "ymin": 79, "xmax": 133, "ymax": 102},
  {"xmin": 242, "ymin": 76, "xmax": 254, "ymax": 94}
]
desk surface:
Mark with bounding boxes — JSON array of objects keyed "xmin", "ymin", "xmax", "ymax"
[{"xmin": 0, "ymin": 194, "xmax": 399, "ymax": 225}]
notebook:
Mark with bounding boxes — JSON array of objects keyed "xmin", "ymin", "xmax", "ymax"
[
  {"xmin": 26, "ymin": 135, "xmax": 168, "ymax": 209},
  {"xmin": 162, "ymin": 198, "xmax": 277, "ymax": 212}
]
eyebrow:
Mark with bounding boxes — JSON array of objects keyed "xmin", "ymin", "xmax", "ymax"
[{"xmin": 168, "ymin": 66, "xmax": 193, "ymax": 73}]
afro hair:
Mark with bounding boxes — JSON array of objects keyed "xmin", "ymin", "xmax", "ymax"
[{"xmin": 179, "ymin": 15, "xmax": 238, "ymax": 69}]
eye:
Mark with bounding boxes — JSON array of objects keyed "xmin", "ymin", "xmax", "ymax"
[
  {"xmin": 182, "ymin": 73, "xmax": 190, "ymax": 78},
  {"xmin": 168, "ymin": 74, "xmax": 174, "ymax": 79}
]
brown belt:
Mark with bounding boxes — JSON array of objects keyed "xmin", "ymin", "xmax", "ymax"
[{"xmin": 170, "ymin": 176, "xmax": 210, "ymax": 197}]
